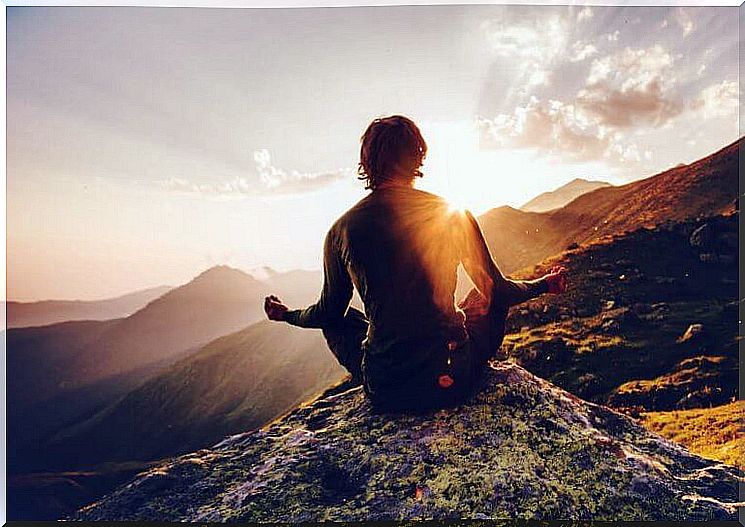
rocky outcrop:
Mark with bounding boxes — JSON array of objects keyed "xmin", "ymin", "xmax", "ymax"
[{"xmin": 74, "ymin": 363, "xmax": 742, "ymax": 522}]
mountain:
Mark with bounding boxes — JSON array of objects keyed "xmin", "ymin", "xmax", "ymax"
[
  {"xmin": 67, "ymin": 265, "xmax": 269, "ymax": 384},
  {"xmin": 8, "ymin": 321, "xmax": 347, "ymax": 520},
  {"xmin": 72, "ymin": 362, "xmax": 741, "ymax": 521},
  {"xmin": 477, "ymin": 137, "xmax": 740, "ymax": 275},
  {"xmin": 502, "ymin": 213, "xmax": 738, "ymax": 415},
  {"xmin": 7, "ymin": 265, "xmax": 303, "ymax": 475},
  {"xmin": 45, "ymin": 321, "xmax": 346, "ymax": 469},
  {"xmin": 7, "ymin": 265, "xmax": 330, "ymax": 519},
  {"xmin": 4, "ymin": 285, "xmax": 173, "ymax": 329},
  {"xmin": 520, "ymin": 178, "xmax": 612, "ymax": 213}
]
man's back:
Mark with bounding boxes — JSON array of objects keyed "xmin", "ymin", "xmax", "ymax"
[{"xmin": 336, "ymin": 186, "xmax": 467, "ymax": 353}]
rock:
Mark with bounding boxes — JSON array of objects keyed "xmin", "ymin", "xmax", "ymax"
[
  {"xmin": 689, "ymin": 224, "xmax": 713, "ymax": 250},
  {"xmin": 677, "ymin": 324, "xmax": 704, "ymax": 343},
  {"xmin": 576, "ymin": 373, "xmax": 603, "ymax": 400},
  {"xmin": 610, "ymin": 356, "xmax": 737, "ymax": 412},
  {"xmin": 602, "ymin": 319, "xmax": 620, "ymax": 333},
  {"xmin": 639, "ymin": 303, "xmax": 670, "ymax": 322},
  {"xmin": 72, "ymin": 364, "xmax": 741, "ymax": 522}
]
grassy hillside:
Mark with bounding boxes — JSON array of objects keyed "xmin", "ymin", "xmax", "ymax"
[
  {"xmin": 502, "ymin": 213, "xmax": 737, "ymax": 416},
  {"xmin": 639, "ymin": 401, "xmax": 743, "ymax": 467}
]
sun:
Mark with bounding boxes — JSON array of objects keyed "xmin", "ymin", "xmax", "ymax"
[
  {"xmin": 444, "ymin": 191, "xmax": 471, "ymax": 215},
  {"xmin": 416, "ymin": 120, "xmax": 510, "ymax": 214},
  {"xmin": 416, "ymin": 119, "xmax": 566, "ymax": 214}
]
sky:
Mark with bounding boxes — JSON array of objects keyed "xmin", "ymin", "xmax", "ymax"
[{"xmin": 6, "ymin": 4, "xmax": 741, "ymax": 301}]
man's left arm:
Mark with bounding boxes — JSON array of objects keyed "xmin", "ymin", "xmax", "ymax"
[
  {"xmin": 459, "ymin": 210, "xmax": 566, "ymax": 307},
  {"xmin": 281, "ymin": 228, "xmax": 353, "ymax": 329}
]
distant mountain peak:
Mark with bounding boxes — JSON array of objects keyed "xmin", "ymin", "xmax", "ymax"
[
  {"xmin": 192, "ymin": 265, "xmax": 255, "ymax": 283},
  {"xmin": 249, "ymin": 265, "xmax": 279, "ymax": 281},
  {"xmin": 521, "ymin": 178, "xmax": 612, "ymax": 213}
]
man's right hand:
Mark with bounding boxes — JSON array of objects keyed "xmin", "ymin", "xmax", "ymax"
[
  {"xmin": 264, "ymin": 295, "xmax": 289, "ymax": 321},
  {"xmin": 545, "ymin": 266, "xmax": 568, "ymax": 294}
]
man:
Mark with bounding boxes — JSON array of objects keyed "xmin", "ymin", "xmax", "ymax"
[{"xmin": 265, "ymin": 115, "xmax": 567, "ymax": 412}]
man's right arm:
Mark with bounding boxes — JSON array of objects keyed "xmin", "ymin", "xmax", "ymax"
[{"xmin": 281, "ymin": 226, "xmax": 353, "ymax": 329}]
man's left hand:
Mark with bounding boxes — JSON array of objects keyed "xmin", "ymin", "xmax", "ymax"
[{"xmin": 545, "ymin": 266, "xmax": 568, "ymax": 294}]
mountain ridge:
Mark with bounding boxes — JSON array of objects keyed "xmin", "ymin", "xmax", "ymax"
[
  {"xmin": 520, "ymin": 178, "xmax": 612, "ymax": 213},
  {"xmin": 4, "ymin": 285, "xmax": 173, "ymax": 329}
]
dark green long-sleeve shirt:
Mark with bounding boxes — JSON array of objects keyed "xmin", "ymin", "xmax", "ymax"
[{"xmin": 284, "ymin": 186, "xmax": 547, "ymax": 347}]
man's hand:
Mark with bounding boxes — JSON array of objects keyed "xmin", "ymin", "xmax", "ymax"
[
  {"xmin": 545, "ymin": 265, "xmax": 568, "ymax": 294},
  {"xmin": 264, "ymin": 295, "xmax": 289, "ymax": 322}
]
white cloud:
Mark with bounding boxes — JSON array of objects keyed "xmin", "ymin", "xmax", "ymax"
[
  {"xmin": 606, "ymin": 30, "xmax": 620, "ymax": 42},
  {"xmin": 158, "ymin": 150, "xmax": 351, "ymax": 197},
  {"xmin": 482, "ymin": 15, "xmax": 569, "ymax": 88},
  {"xmin": 577, "ymin": 45, "xmax": 683, "ymax": 127},
  {"xmin": 675, "ymin": 8, "xmax": 694, "ymax": 37},
  {"xmin": 478, "ymin": 96, "xmax": 634, "ymax": 165},
  {"xmin": 577, "ymin": 7, "xmax": 593, "ymax": 23},
  {"xmin": 570, "ymin": 41, "xmax": 599, "ymax": 63},
  {"xmin": 691, "ymin": 80, "xmax": 739, "ymax": 119}
]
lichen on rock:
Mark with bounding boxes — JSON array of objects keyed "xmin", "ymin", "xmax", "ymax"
[{"xmin": 73, "ymin": 363, "xmax": 742, "ymax": 522}]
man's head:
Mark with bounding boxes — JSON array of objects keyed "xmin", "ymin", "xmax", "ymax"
[{"xmin": 357, "ymin": 115, "xmax": 427, "ymax": 190}]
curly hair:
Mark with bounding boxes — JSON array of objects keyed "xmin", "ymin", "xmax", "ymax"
[{"xmin": 357, "ymin": 115, "xmax": 427, "ymax": 190}]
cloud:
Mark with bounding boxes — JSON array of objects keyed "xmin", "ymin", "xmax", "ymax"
[
  {"xmin": 675, "ymin": 8, "xmax": 694, "ymax": 37},
  {"xmin": 478, "ymin": 96, "xmax": 631, "ymax": 165},
  {"xmin": 577, "ymin": 7, "xmax": 593, "ymax": 23},
  {"xmin": 576, "ymin": 45, "xmax": 683, "ymax": 127},
  {"xmin": 482, "ymin": 15, "xmax": 569, "ymax": 88},
  {"xmin": 252, "ymin": 149, "xmax": 348, "ymax": 191},
  {"xmin": 570, "ymin": 41, "xmax": 599, "ymax": 63},
  {"xmin": 158, "ymin": 149, "xmax": 351, "ymax": 197},
  {"xmin": 690, "ymin": 80, "xmax": 739, "ymax": 119}
]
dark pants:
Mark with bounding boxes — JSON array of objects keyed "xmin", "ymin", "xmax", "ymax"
[{"xmin": 322, "ymin": 287, "xmax": 510, "ymax": 412}]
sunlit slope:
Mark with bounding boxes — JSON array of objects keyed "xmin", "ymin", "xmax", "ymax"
[
  {"xmin": 520, "ymin": 178, "xmax": 611, "ymax": 213},
  {"xmin": 639, "ymin": 401, "xmax": 743, "ymax": 467},
  {"xmin": 478, "ymin": 138, "xmax": 740, "ymax": 274}
]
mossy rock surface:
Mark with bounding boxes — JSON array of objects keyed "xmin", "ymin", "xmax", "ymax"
[{"xmin": 73, "ymin": 363, "xmax": 742, "ymax": 521}]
